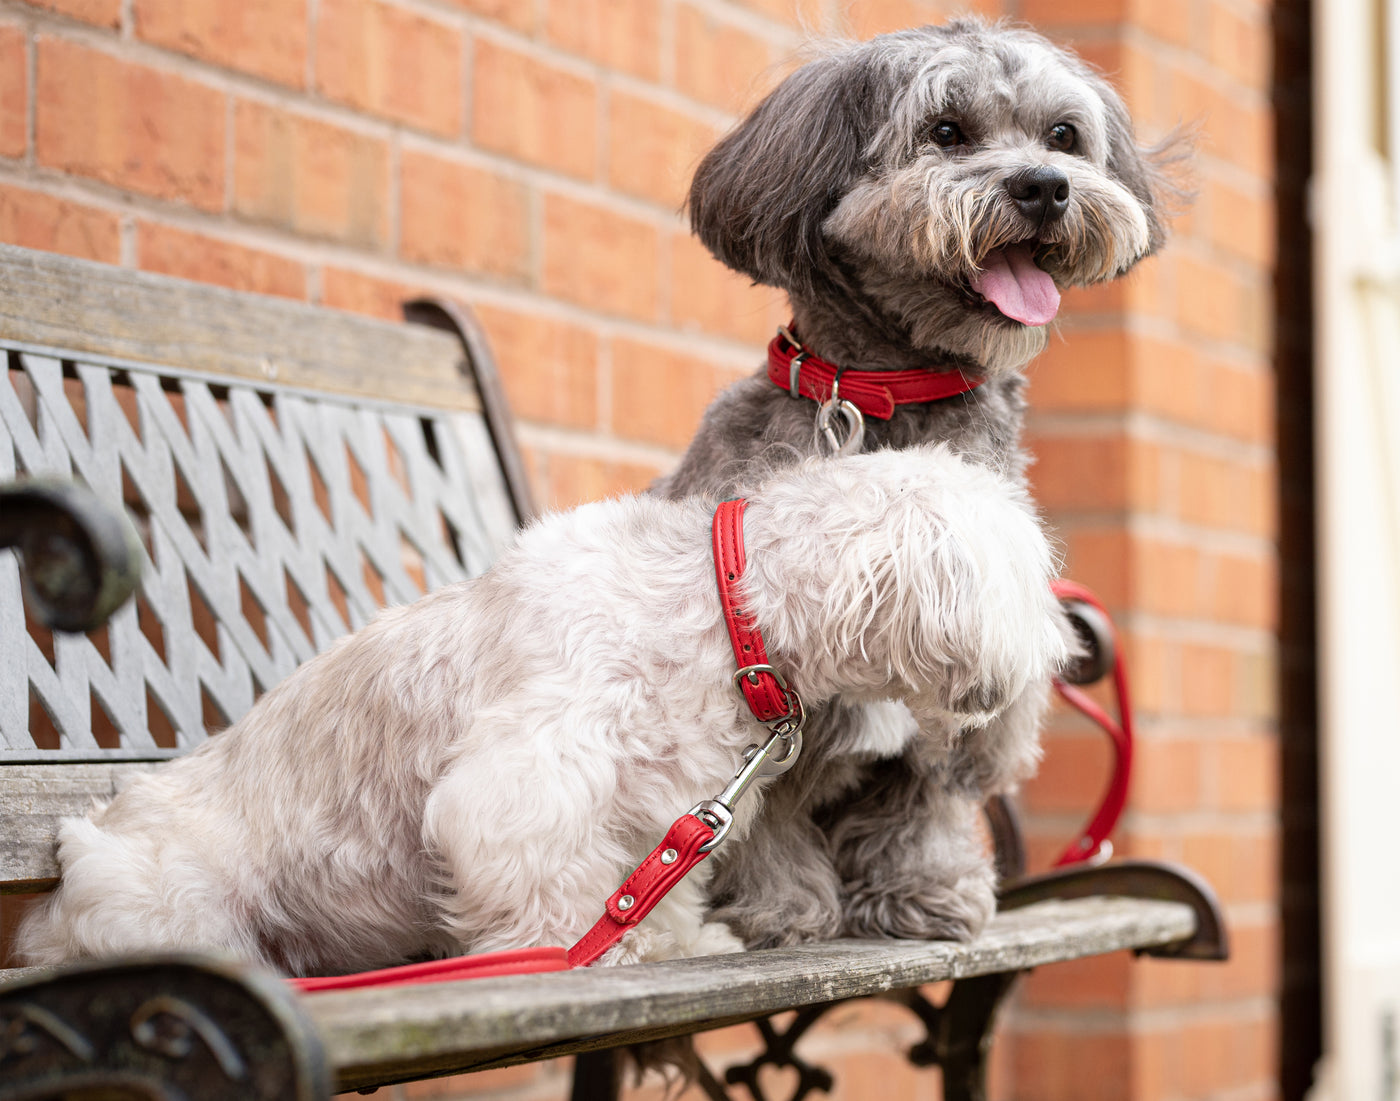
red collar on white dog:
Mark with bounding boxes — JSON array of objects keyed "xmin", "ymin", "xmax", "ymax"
[{"xmin": 767, "ymin": 325, "xmax": 983, "ymax": 419}]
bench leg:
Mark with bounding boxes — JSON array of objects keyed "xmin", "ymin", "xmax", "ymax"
[
  {"xmin": 572, "ymin": 1050, "xmax": 622, "ymax": 1101},
  {"xmin": 0, "ymin": 955, "xmax": 331, "ymax": 1100},
  {"xmin": 900, "ymin": 972, "xmax": 1021, "ymax": 1101},
  {"xmin": 572, "ymin": 1045, "xmax": 759, "ymax": 1101},
  {"xmin": 721, "ymin": 1006, "xmax": 837, "ymax": 1101}
]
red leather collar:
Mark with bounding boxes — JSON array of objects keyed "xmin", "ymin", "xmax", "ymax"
[
  {"xmin": 712, "ymin": 498, "xmax": 792, "ymax": 723},
  {"xmin": 767, "ymin": 326, "xmax": 983, "ymax": 419}
]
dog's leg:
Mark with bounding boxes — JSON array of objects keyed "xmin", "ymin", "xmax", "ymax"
[
  {"xmin": 425, "ymin": 743, "xmax": 741, "ymax": 962},
  {"xmin": 704, "ymin": 778, "xmax": 847, "ymax": 948},
  {"xmin": 825, "ymin": 748, "xmax": 997, "ymax": 943},
  {"xmin": 947, "ymin": 676, "xmax": 1055, "ymax": 797},
  {"xmin": 805, "ymin": 479, "xmax": 1067, "ymax": 944},
  {"xmin": 702, "ymin": 699, "xmax": 916, "ymax": 949}
]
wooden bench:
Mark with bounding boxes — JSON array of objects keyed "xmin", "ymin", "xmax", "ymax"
[{"xmin": 0, "ymin": 242, "xmax": 1227, "ymax": 1101}]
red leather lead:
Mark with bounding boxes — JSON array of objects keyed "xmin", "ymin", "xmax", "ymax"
[
  {"xmin": 712, "ymin": 498, "xmax": 792, "ymax": 722},
  {"xmin": 1049, "ymin": 580, "xmax": 1134, "ymax": 866},
  {"xmin": 290, "ymin": 947, "xmax": 570, "ymax": 992},
  {"xmin": 565, "ymin": 814, "xmax": 717, "ymax": 967}
]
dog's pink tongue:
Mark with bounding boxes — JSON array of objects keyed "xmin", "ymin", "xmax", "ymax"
[{"xmin": 971, "ymin": 244, "xmax": 1060, "ymax": 326}]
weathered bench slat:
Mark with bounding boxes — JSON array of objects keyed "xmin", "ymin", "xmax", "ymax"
[
  {"xmin": 1, "ymin": 762, "xmax": 156, "ymax": 891},
  {"xmin": 307, "ymin": 897, "xmax": 1196, "ymax": 1091},
  {"xmin": 0, "ymin": 244, "xmax": 476, "ymax": 410}
]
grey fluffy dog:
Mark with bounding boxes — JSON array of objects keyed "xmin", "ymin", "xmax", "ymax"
[{"xmin": 655, "ymin": 19, "xmax": 1181, "ymax": 947}]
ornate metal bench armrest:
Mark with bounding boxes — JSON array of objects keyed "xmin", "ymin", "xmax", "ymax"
[
  {"xmin": 0, "ymin": 478, "xmax": 142, "ymax": 633},
  {"xmin": 998, "ymin": 858, "xmax": 1230, "ymax": 961},
  {"xmin": 0, "ymin": 954, "xmax": 330, "ymax": 1100}
]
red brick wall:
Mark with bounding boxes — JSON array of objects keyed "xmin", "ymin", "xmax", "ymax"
[
  {"xmin": 1008, "ymin": 1, "xmax": 1283, "ymax": 1099},
  {"xmin": 0, "ymin": 1, "xmax": 1286, "ymax": 1099}
]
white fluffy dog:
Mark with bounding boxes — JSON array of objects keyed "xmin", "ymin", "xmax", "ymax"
[{"xmin": 19, "ymin": 445, "xmax": 1068, "ymax": 976}]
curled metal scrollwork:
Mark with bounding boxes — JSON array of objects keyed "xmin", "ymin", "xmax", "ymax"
[
  {"xmin": 131, "ymin": 995, "xmax": 248, "ymax": 1081},
  {"xmin": 718, "ymin": 1007, "xmax": 836, "ymax": 1101},
  {"xmin": 0, "ymin": 1003, "xmax": 96, "ymax": 1065},
  {"xmin": 693, "ymin": 981, "xmax": 1016, "ymax": 1101}
]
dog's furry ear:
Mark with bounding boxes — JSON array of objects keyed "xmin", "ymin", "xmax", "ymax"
[
  {"xmin": 687, "ymin": 54, "xmax": 879, "ymax": 297},
  {"xmin": 1094, "ymin": 77, "xmax": 1194, "ymax": 257}
]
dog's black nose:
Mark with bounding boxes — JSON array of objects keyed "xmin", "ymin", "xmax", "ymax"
[{"xmin": 1006, "ymin": 166, "xmax": 1070, "ymax": 226}]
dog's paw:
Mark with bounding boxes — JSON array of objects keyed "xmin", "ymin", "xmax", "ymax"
[
  {"xmin": 928, "ymin": 513, "xmax": 1071, "ymax": 724},
  {"xmin": 601, "ymin": 920, "xmax": 744, "ymax": 965},
  {"xmin": 839, "ymin": 868, "xmax": 996, "ymax": 944},
  {"xmin": 709, "ymin": 895, "xmax": 843, "ymax": 950},
  {"xmin": 603, "ymin": 925, "xmax": 680, "ymax": 966},
  {"xmin": 946, "ymin": 679, "xmax": 1013, "ymax": 721}
]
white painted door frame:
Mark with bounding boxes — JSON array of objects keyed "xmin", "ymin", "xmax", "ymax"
[{"xmin": 1310, "ymin": 1, "xmax": 1400, "ymax": 1098}]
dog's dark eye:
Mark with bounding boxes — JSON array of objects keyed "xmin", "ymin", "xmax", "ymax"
[
  {"xmin": 1047, "ymin": 123, "xmax": 1077, "ymax": 152},
  {"xmin": 928, "ymin": 121, "xmax": 965, "ymax": 149}
]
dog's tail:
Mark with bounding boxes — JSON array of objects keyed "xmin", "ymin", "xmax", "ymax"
[{"xmin": 16, "ymin": 815, "xmax": 258, "ymax": 966}]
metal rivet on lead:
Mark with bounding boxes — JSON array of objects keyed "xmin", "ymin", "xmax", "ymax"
[
  {"xmin": 661, "ymin": 848, "xmax": 678, "ymax": 865},
  {"xmin": 617, "ymin": 894, "xmax": 635, "ymax": 910}
]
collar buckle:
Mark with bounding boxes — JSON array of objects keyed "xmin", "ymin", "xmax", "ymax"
[{"xmin": 779, "ymin": 326, "xmax": 808, "ymax": 399}]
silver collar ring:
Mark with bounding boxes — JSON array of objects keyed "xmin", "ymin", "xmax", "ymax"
[{"xmin": 816, "ymin": 395, "xmax": 865, "ymax": 456}]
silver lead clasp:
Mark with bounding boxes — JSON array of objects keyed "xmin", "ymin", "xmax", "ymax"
[{"xmin": 691, "ymin": 701, "xmax": 805, "ymax": 853}]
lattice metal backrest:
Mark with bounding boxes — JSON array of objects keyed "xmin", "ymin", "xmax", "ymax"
[{"xmin": 0, "ymin": 253, "xmax": 519, "ymax": 763}]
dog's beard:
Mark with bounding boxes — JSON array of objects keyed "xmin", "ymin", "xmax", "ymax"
[{"xmin": 823, "ymin": 158, "xmax": 1153, "ymax": 372}]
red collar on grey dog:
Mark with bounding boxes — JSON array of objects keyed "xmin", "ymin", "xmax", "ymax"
[
  {"xmin": 712, "ymin": 498, "xmax": 798, "ymax": 723},
  {"xmin": 767, "ymin": 325, "xmax": 983, "ymax": 419}
]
